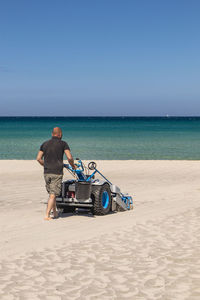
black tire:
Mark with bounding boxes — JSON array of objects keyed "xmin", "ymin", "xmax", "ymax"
[{"xmin": 92, "ymin": 184, "xmax": 111, "ymax": 215}]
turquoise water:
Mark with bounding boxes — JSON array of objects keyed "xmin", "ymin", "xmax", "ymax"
[{"xmin": 0, "ymin": 117, "xmax": 200, "ymax": 160}]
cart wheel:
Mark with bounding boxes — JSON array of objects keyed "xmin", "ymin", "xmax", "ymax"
[{"xmin": 92, "ymin": 184, "xmax": 111, "ymax": 215}]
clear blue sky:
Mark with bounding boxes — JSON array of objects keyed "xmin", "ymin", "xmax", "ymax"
[{"xmin": 0, "ymin": 0, "xmax": 200, "ymax": 116}]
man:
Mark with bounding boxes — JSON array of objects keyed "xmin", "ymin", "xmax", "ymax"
[{"xmin": 37, "ymin": 127, "xmax": 76, "ymax": 220}]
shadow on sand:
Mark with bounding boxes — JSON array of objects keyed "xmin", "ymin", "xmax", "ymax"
[{"xmin": 58, "ymin": 208, "xmax": 117, "ymax": 219}]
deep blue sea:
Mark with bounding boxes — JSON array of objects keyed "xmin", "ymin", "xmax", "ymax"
[{"xmin": 0, "ymin": 117, "xmax": 200, "ymax": 160}]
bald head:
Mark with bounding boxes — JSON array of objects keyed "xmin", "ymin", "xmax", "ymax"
[{"xmin": 52, "ymin": 127, "xmax": 62, "ymax": 139}]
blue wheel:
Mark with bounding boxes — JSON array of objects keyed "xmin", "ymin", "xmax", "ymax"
[
  {"xmin": 102, "ymin": 191, "xmax": 110, "ymax": 209},
  {"xmin": 92, "ymin": 184, "xmax": 111, "ymax": 215}
]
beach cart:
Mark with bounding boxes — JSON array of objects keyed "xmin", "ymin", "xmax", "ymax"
[{"xmin": 56, "ymin": 159, "xmax": 133, "ymax": 215}]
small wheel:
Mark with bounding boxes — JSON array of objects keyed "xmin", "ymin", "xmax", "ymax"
[
  {"xmin": 88, "ymin": 161, "xmax": 97, "ymax": 170},
  {"xmin": 92, "ymin": 184, "xmax": 111, "ymax": 215}
]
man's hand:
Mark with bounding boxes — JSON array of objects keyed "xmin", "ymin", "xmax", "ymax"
[
  {"xmin": 36, "ymin": 151, "xmax": 44, "ymax": 166},
  {"xmin": 64, "ymin": 149, "xmax": 76, "ymax": 170}
]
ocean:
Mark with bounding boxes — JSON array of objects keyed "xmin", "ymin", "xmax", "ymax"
[{"xmin": 0, "ymin": 117, "xmax": 199, "ymax": 160}]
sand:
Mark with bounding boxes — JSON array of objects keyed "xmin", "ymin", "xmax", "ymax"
[{"xmin": 0, "ymin": 160, "xmax": 200, "ymax": 300}]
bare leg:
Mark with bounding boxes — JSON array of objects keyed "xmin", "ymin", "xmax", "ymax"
[
  {"xmin": 53, "ymin": 200, "xmax": 58, "ymax": 218},
  {"xmin": 45, "ymin": 194, "xmax": 56, "ymax": 219}
]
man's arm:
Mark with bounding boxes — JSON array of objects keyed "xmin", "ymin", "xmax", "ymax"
[
  {"xmin": 64, "ymin": 149, "xmax": 76, "ymax": 169},
  {"xmin": 36, "ymin": 151, "xmax": 44, "ymax": 166}
]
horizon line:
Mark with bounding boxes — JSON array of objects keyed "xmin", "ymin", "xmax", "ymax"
[{"xmin": 0, "ymin": 115, "xmax": 200, "ymax": 118}]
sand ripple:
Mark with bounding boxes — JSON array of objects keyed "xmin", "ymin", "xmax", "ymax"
[{"xmin": 0, "ymin": 208, "xmax": 200, "ymax": 300}]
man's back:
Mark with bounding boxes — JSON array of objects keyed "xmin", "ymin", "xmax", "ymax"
[{"xmin": 40, "ymin": 136, "xmax": 70, "ymax": 175}]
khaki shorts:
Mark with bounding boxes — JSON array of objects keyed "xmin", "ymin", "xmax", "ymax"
[{"xmin": 44, "ymin": 174, "xmax": 63, "ymax": 196}]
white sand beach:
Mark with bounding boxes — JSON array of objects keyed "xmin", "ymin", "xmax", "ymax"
[{"xmin": 0, "ymin": 160, "xmax": 200, "ymax": 300}]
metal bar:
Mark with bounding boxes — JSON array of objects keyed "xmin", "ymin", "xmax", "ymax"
[
  {"xmin": 86, "ymin": 170, "xmax": 97, "ymax": 181},
  {"xmin": 58, "ymin": 203, "xmax": 93, "ymax": 208},
  {"xmin": 95, "ymin": 169, "xmax": 112, "ymax": 185}
]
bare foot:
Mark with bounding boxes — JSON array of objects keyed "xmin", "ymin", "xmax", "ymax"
[{"xmin": 44, "ymin": 216, "xmax": 53, "ymax": 221}]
